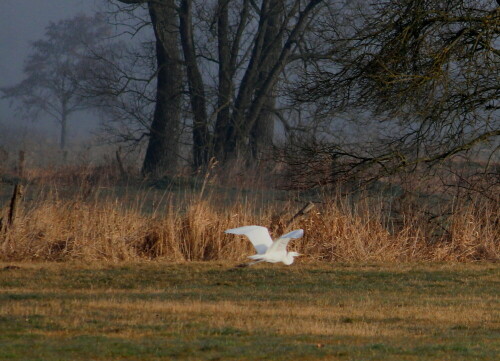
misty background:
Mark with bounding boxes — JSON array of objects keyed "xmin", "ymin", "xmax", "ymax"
[
  {"xmin": 0, "ymin": 0, "xmax": 102, "ymax": 147},
  {"xmin": 0, "ymin": 0, "xmax": 497, "ymax": 180}
]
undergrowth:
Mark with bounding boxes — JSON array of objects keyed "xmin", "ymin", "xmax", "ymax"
[{"xmin": 0, "ymin": 165, "xmax": 497, "ymax": 262}]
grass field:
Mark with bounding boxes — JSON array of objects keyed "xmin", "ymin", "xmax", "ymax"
[{"xmin": 0, "ymin": 261, "xmax": 498, "ymax": 360}]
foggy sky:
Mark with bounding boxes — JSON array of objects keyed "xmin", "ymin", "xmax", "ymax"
[{"xmin": 0, "ymin": 0, "xmax": 101, "ymax": 142}]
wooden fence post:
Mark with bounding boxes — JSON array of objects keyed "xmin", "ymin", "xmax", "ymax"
[
  {"xmin": 8, "ymin": 183, "xmax": 24, "ymax": 227},
  {"xmin": 115, "ymin": 147, "xmax": 127, "ymax": 179},
  {"xmin": 0, "ymin": 146, "xmax": 8, "ymax": 173}
]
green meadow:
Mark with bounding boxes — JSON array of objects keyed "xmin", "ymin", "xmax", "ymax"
[{"xmin": 1, "ymin": 262, "xmax": 498, "ymax": 360}]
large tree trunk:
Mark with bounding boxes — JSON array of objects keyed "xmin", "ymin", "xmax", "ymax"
[
  {"xmin": 213, "ymin": 0, "xmax": 232, "ymax": 160},
  {"xmin": 142, "ymin": 1, "xmax": 182, "ymax": 177}
]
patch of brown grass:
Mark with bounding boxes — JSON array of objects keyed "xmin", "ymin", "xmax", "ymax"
[{"xmin": 0, "ymin": 177, "xmax": 498, "ymax": 262}]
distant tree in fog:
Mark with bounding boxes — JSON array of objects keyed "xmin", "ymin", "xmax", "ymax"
[{"xmin": 1, "ymin": 13, "xmax": 118, "ymax": 150}]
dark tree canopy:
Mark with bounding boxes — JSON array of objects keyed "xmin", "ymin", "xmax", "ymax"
[{"xmin": 292, "ymin": 0, "xmax": 499, "ymax": 183}]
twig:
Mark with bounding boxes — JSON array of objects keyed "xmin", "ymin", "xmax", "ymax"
[{"xmin": 284, "ymin": 201, "xmax": 315, "ymax": 228}]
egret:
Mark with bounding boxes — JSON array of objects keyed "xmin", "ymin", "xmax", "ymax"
[{"xmin": 225, "ymin": 225, "xmax": 303, "ymax": 266}]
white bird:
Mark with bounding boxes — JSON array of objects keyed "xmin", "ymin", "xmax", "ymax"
[{"xmin": 225, "ymin": 225, "xmax": 303, "ymax": 266}]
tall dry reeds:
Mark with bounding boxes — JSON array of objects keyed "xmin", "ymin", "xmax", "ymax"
[{"xmin": 0, "ymin": 174, "xmax": 498, "ymax": 263}]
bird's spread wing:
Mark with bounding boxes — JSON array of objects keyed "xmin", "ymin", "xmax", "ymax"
[
  {"xmin": 225, "ymin": 225, "xmax": 273, "ymax": 254},
  {"xmin": 280, "ymin": 229, "xmax": 304, "ymax": 239},
  {"xmin": 265, "ymin": 229, "xmax": 304, "ymax": 255}
]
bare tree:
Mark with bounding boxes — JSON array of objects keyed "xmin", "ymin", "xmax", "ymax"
[
  {"xmin": 1, "ymin": 14, "xmax": 115, "ymax": 150},
  {"xmin": 113, "ymin": 0, "xmax": 325, "ymax": 173},
  {"xmin": 175, "ymin": 0, "xmax": 320, "ymax": 165},
  {"xmin": 218, "ymin": 0, "xmax": 324, "ymax": 161}
]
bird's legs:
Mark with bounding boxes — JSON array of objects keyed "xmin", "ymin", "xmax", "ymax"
[{"xmin": 234, "ymin": 259, "xmax": 265, "ymax": 268}]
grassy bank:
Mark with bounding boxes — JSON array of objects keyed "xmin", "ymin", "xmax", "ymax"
[{"xmin": 0, "ymin": 262, "xmax": 498, "ymax": 360}]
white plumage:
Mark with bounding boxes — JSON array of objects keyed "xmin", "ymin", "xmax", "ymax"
[{"xmin": 225, "ymin": 225, "xmax": 303, "ymax": 266}]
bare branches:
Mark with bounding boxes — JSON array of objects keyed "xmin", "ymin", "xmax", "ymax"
[{"xmin": 284, "ymin": 0, "xmax": 499, "ymax": 187}]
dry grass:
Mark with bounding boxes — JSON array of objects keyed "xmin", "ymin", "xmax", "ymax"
[
  {"xmin": 300, "ymin": 195, "xmax": 499, "ymax": 262},
  {"xmin": 0, "ymin": 166, "xmax": 498, "ymax": 262}
]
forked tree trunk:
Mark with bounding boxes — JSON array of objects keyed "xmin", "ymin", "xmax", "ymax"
[
  {"xmin": 224, "ymin": 0, "xmax": 322, "ymax": 161},
  {"xmin": 179, "ymin": 0, "xmax": 210, "ymax": 170},
  {"xmin": 250, "ymin": 0, "xmax": 283, "ymax": 161},
  {"xmin": 222, "ymin": 0, "xmax": 274, "ymax": 160}
]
